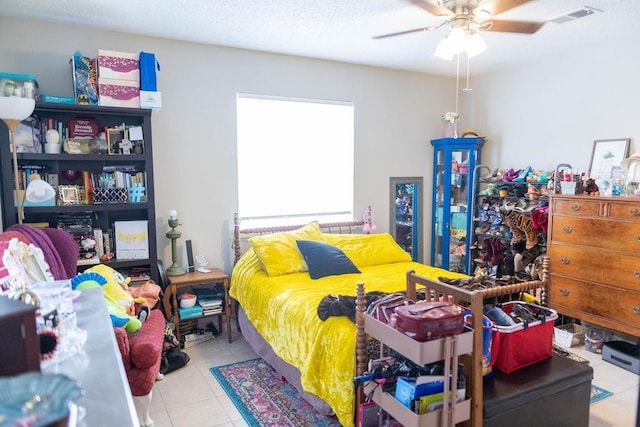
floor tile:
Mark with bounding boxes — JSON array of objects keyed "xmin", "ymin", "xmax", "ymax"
[{"xmin": 158, "ymin": 327, "xmax": 639, "ymax": 426}]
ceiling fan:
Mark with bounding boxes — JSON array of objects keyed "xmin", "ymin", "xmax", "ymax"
[{"xmin": 374, "ymin": 0, "xmax": 544, "ymax": 40}]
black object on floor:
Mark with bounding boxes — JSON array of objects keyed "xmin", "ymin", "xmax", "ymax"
[
  {"xmin": 483, "ymin": 354, "xmax": 593, "ymax": 427},
  {"xmin": 603, "ymin": 340, "xmax": 640, "ymax": 375}
]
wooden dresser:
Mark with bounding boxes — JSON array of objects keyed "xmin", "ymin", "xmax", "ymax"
[{"xmin": 548, "ymin": 195, "xmax": 640, "ymax": 337}]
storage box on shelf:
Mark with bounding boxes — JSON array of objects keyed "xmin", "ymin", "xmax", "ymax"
[{"xmin": 0, "ymin": 103, "xmax": 158, "ymax": 282}]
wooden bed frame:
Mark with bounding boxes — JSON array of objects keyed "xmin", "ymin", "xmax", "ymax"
[
  {"xmin": 231, "ymin": 213, "xmax": 549, "ymax": 426},
  {"xmin": 232, "ymin": 213, "xmax": 365, "ymax": 264}
]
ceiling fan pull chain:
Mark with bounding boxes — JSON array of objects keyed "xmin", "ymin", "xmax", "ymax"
[{"xmin": 463, "ymin": 54, "xmax": 472, "ymax": 92}]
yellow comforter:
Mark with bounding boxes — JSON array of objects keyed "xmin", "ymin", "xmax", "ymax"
[{"xmin": 230, "ymin": 248, "xmax": 466, "ymax": 427}]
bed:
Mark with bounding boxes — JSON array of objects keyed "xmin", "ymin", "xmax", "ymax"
[
  {"xmin": 231, "ymin": 215, "xmax": 550, "ymax": 426},
  {"xmin": 230, "ymin": 216, "xmax": 469, "ymax": 427}
]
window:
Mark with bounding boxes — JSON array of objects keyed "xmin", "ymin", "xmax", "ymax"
[{"xmin": 237, "ymin": 94, "xmax": 354, "ymax": 227}]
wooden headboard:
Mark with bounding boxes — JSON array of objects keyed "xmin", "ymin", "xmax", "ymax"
[{"xmin": 232, "ymin": 213, "xmax": 365, "ymax": 265}]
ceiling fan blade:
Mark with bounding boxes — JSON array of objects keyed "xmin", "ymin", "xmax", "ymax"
[
  {"xmin": 483, "ymin": 19, "xmax": 544, "ymax": 34},
  {"xmin": 408, "ymin": 0, "xmax": 453, "ymax": 17},
  {"xmin": 373, "ymin": 26, "xmax": 434, "ymax": 39},
  {"xmin": 482, "ymin": 0, "xmax": 533, "ymax": 16}
]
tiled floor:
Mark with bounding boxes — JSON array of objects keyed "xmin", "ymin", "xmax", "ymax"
[{"xmin": 147, "ymin": 323, "xmax": 639, "ymax": 427}]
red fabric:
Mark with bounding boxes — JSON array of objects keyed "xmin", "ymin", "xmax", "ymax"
[
  {"xmin": 490, "ymin": 303, "xmax": 555, "ymax": 374},
  {"xmin": 114, "ymin": 309, "xmax": 165, "ymax": 396},
  {"xmin": 531, "ymin": 207, "xmax": 549, "ymax": 234}
]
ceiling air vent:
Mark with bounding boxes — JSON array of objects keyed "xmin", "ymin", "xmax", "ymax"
[{"xmin": 550, "ymin": 6, "xmax": 601, "ymax": 24}]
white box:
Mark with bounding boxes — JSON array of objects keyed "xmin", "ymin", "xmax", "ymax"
[
  {"xmin": 98, "ymin": 78, "xmax": 140, "ymax": 108},
  {"xmin": 114, "ymin": 220, "xmax": 149, "ymax": 260},
  {"xmin": 140, "ymin": 90, "xmax": 161, "ymax": 110},
  {"xmin": 554, "ymin": 323, "xmax": 585, "ymax": 348},
  {"xmin": 98, "ymin": 49, "xmax": 140, "ymax": 81}
]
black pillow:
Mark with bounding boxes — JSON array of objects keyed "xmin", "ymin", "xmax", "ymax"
[{"xmin": 296, "ymin": 240, "xmax": 361, "ymax": 280}]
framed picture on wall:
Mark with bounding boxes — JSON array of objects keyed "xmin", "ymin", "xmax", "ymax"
[{"xmin": 588, "ymin": 138, "xmax": 630, "ymax": 181}]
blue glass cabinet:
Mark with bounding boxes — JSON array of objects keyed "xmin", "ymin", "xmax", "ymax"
[{"xmin": 430, "ymin": 137, "xmax": 485, "ymax": 273}]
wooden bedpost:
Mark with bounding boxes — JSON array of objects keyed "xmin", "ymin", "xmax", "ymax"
[
  {"xmin": 355, "ymin": 282, "xmax": 367, "ymax": 377},
  {"xmin": 355, "ymin": 282, "xmax": 367, "ymax": 427},
  {"xmin": 233, "ymin": 213, "xmax": 241, "ymax": 265},
  {"xmin": 541, "ymin": 256, "xmax": 551, "ymax": 306}
]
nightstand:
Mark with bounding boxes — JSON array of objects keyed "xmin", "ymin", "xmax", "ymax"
[{"xmin": 161, "ymin": 268, "xmax": 233, "ymax": 344}]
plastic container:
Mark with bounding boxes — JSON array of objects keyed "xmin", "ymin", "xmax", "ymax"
[
  {"xmin": 585, "ymin": 327, "xmax": 605, "ymax": 353},
  {"xmin": 0, "ymin": 72, "xmax": 39, "ymax": 99}
]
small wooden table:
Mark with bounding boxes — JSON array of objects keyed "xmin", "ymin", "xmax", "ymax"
[{"xmin": 162, "ymin": 268, "xmax": 233, "ymax": 344}]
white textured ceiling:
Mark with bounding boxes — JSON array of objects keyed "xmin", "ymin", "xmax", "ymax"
[{"xmin": 1, "ymin": 0, "xmax": 637, "ymax": 76}]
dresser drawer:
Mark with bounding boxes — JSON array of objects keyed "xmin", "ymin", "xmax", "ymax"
[
  {"xmin": 590, "ymin": 285, "xmax": 640, "ymax": 328},
  {"xmin": 548, "ymin": 276, "xmax": 592, "ymax": 313},
  {"xmin": 550, "ymin": 276, "xmax": 640, "ymax": 331},
  {"xmin": 607, "ymin": 201, "xmax": 640, "ymax": 220},
  {"xmin": 550, "ymin": 216, "xmax": 640, "ymax": 252},
  {"xmin": 551, "ymin": 198, "xmax": 602, "ymax": 217},
  {"xmin": 549, "ymin": 244, "xmax": 640, "ymax": 291}
]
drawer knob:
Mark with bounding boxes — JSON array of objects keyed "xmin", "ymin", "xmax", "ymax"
[
  {"xmin": 562, "ymin": 226, "xmax": 573, "ymax": 233},
  {"xmin": 635, "ymin": 270, "xmax": 640, "ymax": 278},
  {"xmin": 631, "ymin": 208, "xmax": 640, "ymax": 216},
  {"xmin": 560, "ymin": 289, "xmax": 570, "ymax": 296},
  {"xmin": 560, "ymin": 257, "xmax": 570, "ymax": 264},
  {"xmin": 634, "ymin": 306, "xmax": 640, "ymax": 314},
  {"xmin": 570, "ymin": 204, "xmax": 581, "ymax": 211}
]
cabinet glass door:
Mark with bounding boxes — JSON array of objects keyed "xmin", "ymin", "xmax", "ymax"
[
  {"xmin": 390, "ymin": 177, "xmax": 423, "ymax": 262},
  {"xmin": 431, "ymin": 138, "xmax": 484, "ymax": 273}
]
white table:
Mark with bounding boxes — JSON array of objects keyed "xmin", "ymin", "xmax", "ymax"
[{"xmin": 42, "ymin": 287, "xmax": 138, "ymax": 426}]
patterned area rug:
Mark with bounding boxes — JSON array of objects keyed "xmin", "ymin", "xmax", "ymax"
[
  {"xmin": 591, "ymin": 384, "xmax": 613, "ymax": 404},
  {"xmin": 210, "ymin": 358, "xmax": 341, "ymax": 427}
]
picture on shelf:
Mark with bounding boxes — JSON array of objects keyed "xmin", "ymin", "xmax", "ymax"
[
  {"xmin": 107, "ymin": 127, "xmax": 127, "ymax": 154},
  {"xmin": 58, "ymin": 185, "xmax": 80, "ymax": 205}
]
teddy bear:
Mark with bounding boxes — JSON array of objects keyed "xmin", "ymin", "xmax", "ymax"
[{"xmin": 583, "ymin": 178, "xmax": 599, "ymax": 195}]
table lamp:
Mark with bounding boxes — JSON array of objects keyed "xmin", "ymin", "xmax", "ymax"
[
  {"xmin": 0, "ymin": 96, "xmax": 36, "ymax": 224},
  {"xmin": 166, "ymin": 209, "xmax": 186, "ymax": 276},
  {"xmin": 25, "ymin": 173, "xmax": 56, "ymax": 205}
]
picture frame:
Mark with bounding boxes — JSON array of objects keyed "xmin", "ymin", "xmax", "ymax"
[
  {"xmin": 107, "ymin": 127, "xmax": 127, "ymax": 154},
  {"xmin": 588, "ymin": 138, "xmax": 630, "ymax": 181},
  {"xmin": 58, "ymin": 185, "xmax": 80, "ymax": 205}
]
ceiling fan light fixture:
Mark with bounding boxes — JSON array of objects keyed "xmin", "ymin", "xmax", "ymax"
[
  {"xmin": 448, "ymin": 27, "xmax": 468, "ymax": 54},
  {"xmin": 434, "ymin": 36, "xmax": 455, "ymax": 60},
  {"xmin": 466, "ymin": 32, "xmax": 487, "ymax": 58}
]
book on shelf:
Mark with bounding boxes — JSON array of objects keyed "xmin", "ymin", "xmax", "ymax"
[
  {"xmin": 202, "ymin": 308, "xmax": 223, "ymax": 315},
  {"xmin": 178, "ymin": 304, "xmax": 203, "ymax": 320},
  {"xmin": 198, "ymin": 296, "xmax": 222, "ymax": 307},
  {"xmin": 114, "ymin": 220, "xmax": 149, "ymax": 260},
  {"xmin": 92, "ymin": 228, "xmax": 104, "ymax": 258},
  {"xmin": 191, "ymin": 284, "xmax": 224, "ymax": 299}
]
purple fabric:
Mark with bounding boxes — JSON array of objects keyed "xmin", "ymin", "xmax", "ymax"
[
  {"xmin": 41, "ymin": 228, "xmax": 79, "ymax": 279},
  {"xmin": 7, "ymin": 225, "xmax": 76, "ymax": 280}
]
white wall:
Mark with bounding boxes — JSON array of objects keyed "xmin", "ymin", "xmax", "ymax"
[
  {"xmin": 466, "ymin": 35, "xmax": 639, "ymax": 173},
  {"xmin": 0, "ymin": 17, "xmax": 455, "ymax": 273}
]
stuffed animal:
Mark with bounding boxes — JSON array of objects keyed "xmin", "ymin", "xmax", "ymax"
[
  {"xmin": 71, "ymin": 271, "xmax": 142, "ymax": 333},
  {"xmin": 85, "ymin": 264, "xmax": 145, "ymax": 316},
  {"xmin": 584, "ymin": 178, "xmax": 599, "ymax": 195}
]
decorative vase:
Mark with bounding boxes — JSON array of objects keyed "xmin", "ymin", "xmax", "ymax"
[{"xmin": 443, "ymin": 120, "xmax": 459, "ymax": 138}]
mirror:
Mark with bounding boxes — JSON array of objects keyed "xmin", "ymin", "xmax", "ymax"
[{"xmin": 389, "ymin": 177, "xmax": 423, "ymax": 262}]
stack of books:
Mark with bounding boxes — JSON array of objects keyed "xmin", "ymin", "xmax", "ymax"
[
  {"xmin": 192, "ymin": 285, "xmax": 224, "ymax": 316},
  {"xmin": 178, "ymin": 304, "xmax": 203, "ymax": 320}
]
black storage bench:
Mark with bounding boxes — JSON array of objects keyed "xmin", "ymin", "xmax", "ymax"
[{"xmin": 483, "ymin": 354, "xmax": 593, "ymax": 427}]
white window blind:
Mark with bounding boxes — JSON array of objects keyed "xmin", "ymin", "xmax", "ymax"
[{"xmin": 237, "ymin": 94, "xmax": 354, "ymax": 227}]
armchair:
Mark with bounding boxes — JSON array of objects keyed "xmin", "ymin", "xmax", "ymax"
[{"xmin": 114, "ymin": 308, "xmax": 165, "ymax": 427}]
